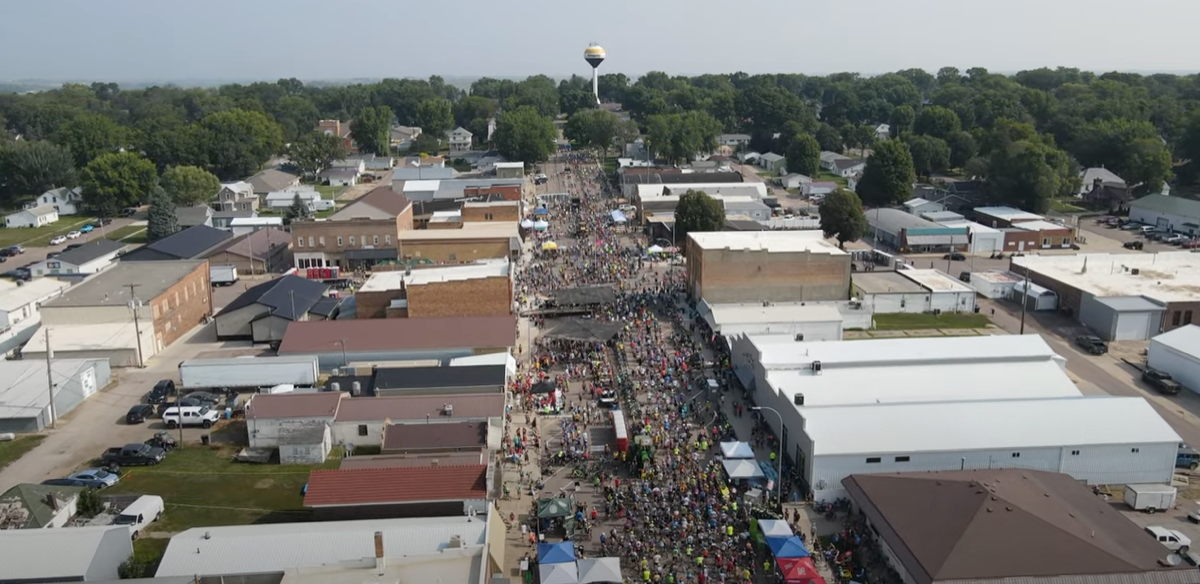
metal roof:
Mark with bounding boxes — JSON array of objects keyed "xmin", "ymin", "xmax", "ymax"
[
  {"xmin": 359, "ymin": 260, "xmax": 509, "ymax": 292},
  {"xmin": 867, "ymin": 208, "xmax": 950, "ymax": 234},
  {"xmin": 688, "ymin": 230, "xmax": 845, "ymax": 254},
  {"xmin": 130, "ymin": 225, "xmax": 232, "ymax": 260},
  {"xmin": 852, "ymin": 271, "xmax": 926, "ymax": 293},
  {"xmin": 216, "ymin": 275, "xmax": 329, "ymax": 320},
  {"xmin": 0, "ymin": 359, "xmax": 106, "ymax": 419},
  {"xmin": 382, "ymin": 421, "xmax": 488, "ymax": 450},
  {"xmin": 706, "ymin": 304, "xmax": 842, "ymax": 329},
  {"xmin": 304, "ymin": 465, "xmax": 488, "ymax": 507},
  {"xmin": 1151, "ymin": 324, "xmax": 1200, "ymax": 357},
  {"xmin": 803, "ymin": 396, "xmax": 1180, "ymax": 457},
  {"xmin": 372, "ymin": 365, "xmax": 506, "ymax": 392},
  {"xmin": 51, "ymin": 238, "xmax": 127, "ymax": 266},
  {"xmin": 0, "ymin": 526, "xmax": 131, "ymax": 580},
  {"xmin": 1130, "ymin": 194, "xmax": 1200, "ymax": 219},
  {"xmin": 278, "ymin": 316, "xmax": 516, "ymax": 354},
  {"xmin": 899, "ymin": 269, "xmax": 974, "ymax": 293},
  {"xmin": 754, "ymin": 333, "xmax": 1059, "ymax": 368},
  {"xmin": 156, "ymin": 516, "xmax": 487, "ymax": 577},
  {"xmin": 335, "ymin": 393, "xmax": 504, "ymax": 422},
  {"xmin": 245, "ymin": 392, "xmax": 343, "ymax": 420},
  {"xmin": 1095, "ymin": 296, "xmax": 1165, "ymax": 312},
  {"xmin": 974, "ymin": 206, "xmax": 1043, "ymax": 222}
]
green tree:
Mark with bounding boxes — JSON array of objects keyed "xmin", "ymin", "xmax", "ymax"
[
  {"xmin": 269, "ymin": 95, "xmax": 320, "ymax": 142},
  {"xmin": 645, "ymin": 111, "xmax": 722, "ymax": 164},
  {"xmin": 673, "ymin": 189, "xmax": 724, "ymax": 245},
  {"xmin": 80, "ymin": 151, "xmax": 158, "ymax": 217},
  {"xmin": 1072, "ymin": 119, "xmax": 1171, "ymax": 195},
  {"xmin": 350, "ymin": 106, "xmax": 392, "ymax": 156},
  {"xmin": 286, "ymin": 192, "xmax": 311, "ymax": 224},
  {"xmin": 785, "ymin": 133, "xmax": 821, "ymax": 176},
  {"xmin": 55, "ymin": 113, "xmax": 128, "ymax": 167},
  {"xmin": 888, "ymin": 105, "xmax": 915, "ymax": 137},
  {"xmin": 288, "ymin": 132, "xmax": 347, "ymax": 179},
  {"xmin": 408, "ymin": 133, "xmax": 442, "ymax": 155},
  {"xmin": 904, "ymin": 135, "xmax": 950, "ymax": 178},
  {"xmin": 76, "ymin": 488, "xmax": 103, "ymax": 518},
  {"xmin": 160, "ymin": 165, "xmax": 220, "ymax": 206},
  {"xmin": 453, "ymin": 95, "xmax": 497, "ymax": 141},
  {"xmin": 819, "ymin": 189, "xmax": 869, "ymax": 249},
  {"xmin": 146, "ymin": 186, "xmax": 181, "ymax": 241},
  {"xmin": 987, "ymin": 139, "xmax": 1076, "ymax": 214},
  {"xmin": 914, "ymin": 105, "xmax": 962, "ymax": 139},
  {"xmin": 856, "ymin": 139, "xmax": 915, "ymax": 206},
  {"xmin": 815, "ymin": 124, "xmax": 843, "ymax": 153},
  {"xmin": 564, "ymin": 109, "xmax": 620, "ymax": 159},
  {"xmin": 945, "ymin": 131, "xmax": 978, "ymax": 168},
  {"xmin": 0, "ymin": 141, "xmax": 76, "ymax": 204},
  {"xmin": 194, "ymin": 109, "xmax": 283, "ymax": 179},
  {"xmin": 415, "ymin": 98, "xmax": 454, "ymax": 138},
  {"xmin": 493, "ymin": 106, "xmax": 558, "ymax": 166},
  {"xmin": 842, "ymin": 123, "xmax": 877, "ymax": 150}
]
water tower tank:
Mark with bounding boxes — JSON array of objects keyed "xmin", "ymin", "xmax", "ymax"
[{"xmin": 584, "ymin": 44, "xmax": 606, "ymax": 69}]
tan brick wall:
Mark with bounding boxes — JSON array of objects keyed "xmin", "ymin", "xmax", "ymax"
[
  {"xmin": 150, "ymin": 261, "xmax": 213, "ymax": 347},
  {"xmin": 462, "ymin": 203, "xmax": 520, "ymax": 223},
  {"xmin": 428, "ymin": 221, "xmax": 463, "ymax": 230},
  {"xmin": 1164, "ymin": 301, "xmax": 1200, "ymax": 333},
  {"xmin": 400, "ymin": 238, "xmax": 511, "ymax": 263},
  {"xmin": 356, "ymin": 289, "xmax": 403, "ymax": 318},
  {"xmin": 292, "ymin": 218, "xmax": 400, "ymax": 257},
  {"xmin": 688, "ymin": 244, "xmax": 851, "ymax": 303},
  {"xmin": 407, "ymin": 276, "xmax": 512, "ymax": 318},
  {"xmin": 397, "ymin": 205, "xmax": 414, "ymax": 231}
]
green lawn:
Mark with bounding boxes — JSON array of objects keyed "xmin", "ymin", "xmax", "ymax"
[
  {"xmin": 313, "ymin": 185, "xmax": 345, "ymax": 200},
  {"xmin": 0, "ymin": 217, "xmax": 95, "ymax": 247},
  {"xmin": 315, "ymin": 205, "xmax": 340, "ymax": 218},
  {"xmin": 0, "ymin": 435, "xmax": 45, "ymax": 472},
  {"xmin": 1050, "ymin": 199, "xmax": 1086, "ymax": 213},
  {"xmin": 128, "ymin": 538, "xmax": 169, "ymax": 577},
  {"xmin": 816, "ymin": 172, "xmax": 849, "ymax": 188},
  {"xmin": 872, "ymin": 312, "xmax": 992, "ymax": 331},
  {"xmin": 107, "ymin": 445, "xmax": 338, "ymax": 533},
  {"xmin": 104, "ymin": 224, "xmax": 146, "ymax": 242}
]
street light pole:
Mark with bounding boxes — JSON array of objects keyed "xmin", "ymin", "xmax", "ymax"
[{"xmin": 751, "ymin": 406, "xmax": 784, "ymax": 508}]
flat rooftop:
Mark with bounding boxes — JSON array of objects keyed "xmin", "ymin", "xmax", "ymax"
[
  {"xmin": 359, "ymin": 260, "xmax": 510, "ymax": 292},
  {"xmin": 26, "ymin": 322, "xmax": 140, "ymax": 352},
  {"xmin": 0, "ymin": 278, "xmax": 69, "ymax": 312},
  {"xmin": 1153, "ymin": 324, "xmax": 1200, "ymax": 357},
  {"xmin": 768, "ymin": 359, "xmax": 1079, "ymax": 409},
  {"xmin": 974, "ymin": 206, "xmax": 1043, "ymax": 222},
  {"xmin": 636, "ymin": 183, "xmax": 768, "ymax": 199},
  {"xmin": 802, "ymin": 396, "xmax": 1180, "ymax": 456},
  {"xmin": 754, "ymin": 334, "xmax": 1059, "ymax": 369},
  {"xmin": 396, "ymin": 222, "xmax": 519, "ymax": 241},
  {"xmin": 44, "ymin": 260, "xmax": 205, "ymax": 308},
  {"xmin": 970, "ymin": 270, "xmax": 1023, "ymax": 284},
  {"xmin": 707, "ymin": 303, "xmax": 842, "ymax": 328},
  {"xmin": 938, "ymin": 219, "xmax": 1001, "ymax": 234},
  {"xmin": 1012, "ymin": 219, "xmax": 1070, "ymax": 232},
  {"xmin": 898, "ymin": 269, "xmax": 973, "ymax": 293},
  {"xmin": 852, "ymin": 271, "xmax": 925, "ymax": 293},
  {"xmin": 403, "ymin": 180, "xmax": 441, "ymax": 192},
  {"xmin": 1012, "ymin": 251, "xmax": 1200, "ymax": 302},
  {"xmin": 688, "ymin": 231, "xmax": 846, "ymax": 255}
]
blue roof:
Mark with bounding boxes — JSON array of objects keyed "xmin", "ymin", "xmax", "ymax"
[
  {"xmin": 538, "ymin": 541, "xmax": 575, "ymax": 564},
  {"xmin": 610, "ymin": 210, "xmax": 626, "ymax": 223},
  {"xmin": 217, "ymin": 275, "xmax": 329, "ymax": 321},
  {"xmin": 766, "ymin": 536, "xmax": 810, "ymax": 558}
]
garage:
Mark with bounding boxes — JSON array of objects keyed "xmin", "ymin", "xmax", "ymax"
[
  {"xmin": 1079, "ymin": 295, "xmax": 1165, "ymax": 341},
  {"xmin": 1010, "ymin": 281, "xmax": 1057, "ymax": 312},
  {"xmin": 1148, "ymin": 325, "xmax": 1200, "ymax": 394}
]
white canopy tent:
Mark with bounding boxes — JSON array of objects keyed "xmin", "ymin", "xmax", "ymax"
[
  {"xmin": 521, "ymin": 219, "xmax": 535, "ymax": 229},
  {"xmin": 720, "ymin": 441, "xmax": 755, "ymax": 459},
  {"xmin": 647, "ymin": 245, "xmax": 664, "ymax": 254},
  {"xmin": 541, "ymin": 562, "xmax": 579, "ymax": 584},
  {"xmin": 577, "ymin": 558, "xmax": 623, "ymax": 584},
  {"xmin": 722, "ymin": 458, "xmax": 765, "ymax": 479},
  {"xmin": 757, "ymin": 519, "xmax": 793, "ymax": 537}
]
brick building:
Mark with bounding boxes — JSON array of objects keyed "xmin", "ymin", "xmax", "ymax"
[
  {"xmin": 997, "ymin": 220, "xmax": 1074, "ymax": 253},
  {"xmin": 461, "ymin": 201, "xmax": 520, "ymax": 223},
  {"xmin": 317, "ymin": 119, "xmax": 355, "ymax": 153},
  {"xmin": 464, "ymin": 185, "xmax": 522, "ymax": 201},
  {"xmin": 291, "ymin": 187, "xmax": 413, "ymax": 271},
  {"xmin": 397, "ymin": 222, "xmax": 521, "ymax": 263},
  {"xmin": 31, "ymin": 260, "xmax": 212, "ymax": 366},
  {"xmin": 685, "ymin": 231, "xmax": 851, "ymax": 304},
  {"xmin": 356, "ymin": 260, "xmax": 513, "ymax": 318}
]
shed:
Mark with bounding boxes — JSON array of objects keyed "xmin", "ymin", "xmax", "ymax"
[
  {"xmin": 0, "ymin": 359, "xmax": 112, "ymax": 433},
  {"xmin": 964, "ymin": 270, "xmax": 1021, "ymax": 299},
  {"xmin": 1149, "ymin": 325, "xmax": 1200, "ymax": 394},
  {"xmin": 1079, "ymin": 295, "xmax": 1166, "ymax": 341},
  {"xmin": 0, "ymin": 525, "xmax": 133, "ymax": 582},
  {"xmin": 278, "ymin": 424, "xmax": 332, "ymax": 464},
  {"xmin": 1011, "ymin": 280, "xmax": 1057, "ymax": 312},
  {"xmin": 244, "ymin": 392, "xmax": 342, "ymax": 461},
  {"xmin": 902, "ymin": 198, "xmax": 944, "ymax": 216}
]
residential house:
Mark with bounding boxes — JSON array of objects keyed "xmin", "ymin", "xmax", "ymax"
[
  {"xmin": 0, "ymin": 526, "xmax": 133, "ymax": 581},
  {"xmin": 319, "ymin": 167, "xmax": 359, "ymax": 187},
  {"xmin": 448, "ymin": 127, "xmax": 473, "ymax": 153},
  {"xmin": 718, "ymin": 134, "xmax": 751, "ymax": 148},
  {"xmin": 350, "ymin": 153, "xmax": 395, "ymax": 171},
  {"xmin": 390, "ymin": 125, "xmax": 422, "ymax": 150},
  {"xmin": 0, "ymin": 483, "xmax": 86, "ymax": 528},
  {"xmin": 204, "ymin": 227, "xmax": 292, "ymax": 275},
  {"xmin": 212, "ymin": 209, "xmax": 256, "ymax": 230},
  {"xmin": 317, "ymin": 119, "xmax": 355, "ymax": 153},
  {"xmin": 29, "ymin": 239, "xmax": 126, "ymax": 277},
  {"xmin": 215, "ymin": 275, "xmax": 332, "ymax": 341},
  {"xmin": 291, "ymin": 186, "xmax": 414, "ymax": 271},
  {"xmin": 778, "ymin": 174, "xmax": 813, "ymax": 190},
  {"xmin": 264, "ymin": 188, "xmax": 325, "ymax": 211},
  {"xmin": 246, "ymin": 169, "xmax": 300, "ymax": 196},
  {"xmin": 329, "ymin": 159, "xmax": 367, "ymax": 175},
  {"xmin": 216, "ymin": 181, "xmax": 259, "ymax": 212},
  {"xmin": 34, "ymin": 187, "xmax": 85, "ymax": 216},
  {"xmin": 4, "ymin": 205, "xmax": 58, "ymax": 228},
  {"xmin": 1078, "ymin": 167, "xmax": 1125, "ymax": 196},
  {"xmin": 175, "ymin": 205, "xmax": 214, "ymax": 228},
  {"xmin": 831, "ymin": 157, "xmax": 866, "ymax": 178},
  {"xmin": 1082, "ymin": 177, "xmax": 1131, "ymax": 210},
  {"xmin": 874, "ymin": 123, "xmax": 891, "ymax": 141},
  {"xmin": 804, "ymin": 181, "xmax": 838, "ymax": 197},
  {"xmin": 819, "ymin": 151, "xmax": 852, "ymax": 172},
  {"xmin": 759, "ymin": 152, "xmax": 786, "ymax": 174},
  {"xmin": 121, "ymin": 225, "xmax": 233, "ymax": 261}
]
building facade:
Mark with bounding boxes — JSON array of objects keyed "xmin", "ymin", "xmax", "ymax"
[{"xmin": 686, "ymin": 231, "xmax": 851, "ymax": 304}]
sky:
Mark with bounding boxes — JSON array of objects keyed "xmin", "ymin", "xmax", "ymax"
[{"xmin": 2, "ymin": 0, "xmax": 1199, "ymax": 83}]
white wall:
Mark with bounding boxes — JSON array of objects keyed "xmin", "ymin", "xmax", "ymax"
[
  {"xmin": 720, "ymin": 320, "xmax": 843, "ymax": 340},
  {"xmin": 858, "ymin": 292, "xmax": 930, "ymax": 314},
  {"xmin": 927, "ymin": 291, "xmax": 977, "ymax": 314},
  {"xmin": 1130, "ymin": 206, "xmax": 1200, "ymax": 235},
  {"xmin": 1149, "ymin": 340, "xmax": 1200, "ymax": 395},
  {"xmin": 968, "ymin": 231, "xmax": 1004, "ymax": 254},
  {"xmin": 86, "ymin": 527, "xmax": 135, "ymax": 581},
  {"xmin": 247, "ymin": 416, "xmax": 335, "ymax": 448}
]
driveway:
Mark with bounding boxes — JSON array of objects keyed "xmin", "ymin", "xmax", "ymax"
[{"xmin": 3, "ymin": 217, "xmax": 140, "ymax": 272}]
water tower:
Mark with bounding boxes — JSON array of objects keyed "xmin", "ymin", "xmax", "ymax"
[{"xmin": 584, "ymin": 43, "xmax": 606, "ymax": 105}]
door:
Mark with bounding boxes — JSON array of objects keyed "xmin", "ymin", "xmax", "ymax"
[
  {"xmin": 1018, "ymin": 240, "xmax": 1026, "ymax": 251},
  {"xmin": 1114, "ymin": 312, "xmax": 1152, "ymax": 341}
]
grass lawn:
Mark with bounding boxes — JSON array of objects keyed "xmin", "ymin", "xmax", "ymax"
[
  {"xmin": 314, "ymin": 185, "xmax": 345, "ymax": 200},
  {"xmin": 872, "ymin": 312, "xmax": 992, "ymax": 331},
  {"xmin": 104, "ymin": 224, "xmax": 146, "ymax": 242},
  {"xmin": 0, "ymin": 217, "xmax": 95, "ymax": 247},
  {"xmin": 815, "ymin": 172, "xmax": 849, "ymax": 188},
  {"xmin": 0, "ymin": 435, "xmax": 45, "ymax": 472},
  {"xmin": 130, "ymin": 538, "xmax": 169, "ymax": 576},
  {"xmin": 315, "ymin": 205, "xmax": 340, "ymax": 218},
  {"xmin": 107, "ymin": 445, "xmax": 338, "ymax": 533},
  {"xmin": 1050, "ymin": 199, "xmax": 1086, "ymax": 213}
]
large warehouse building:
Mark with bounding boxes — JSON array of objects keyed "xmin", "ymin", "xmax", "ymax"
[
  {"xmin": 1012, "ymin": 252, "xmax": 1200, "ymax": 339},
  {"xmin": 0, "ymin": 359, "xmax": 112, "ymax": 433},
  {"xmin": 1129, "ymin": 194, "xmax": 1200, "ymax": 237},
  {"xmin": 867, "ymin": 208, "xmax": 969, "ymax": 253},
  {"xmin": 685, "ymin": 231, "xmax": 850, "ymax": 304},
  {"xmin": 1148, "ymin": 325, "xmax": 1200, "ymax": 395}
]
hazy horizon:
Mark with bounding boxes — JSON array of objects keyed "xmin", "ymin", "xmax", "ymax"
[{"xmin": 2, "ymin": 0, "xmax": 1199, "ymax": 82}]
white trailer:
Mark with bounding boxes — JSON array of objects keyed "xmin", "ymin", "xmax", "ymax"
[
  {"xmin": 179, "ymin": 355, "xmax": 320, "ymax": 390},
  {"xmin": 210, "ymin": 264, "xmax": 239, "ymax": 287},
  {"xmin": 1123, "ymin": 484, "xmax": 1177, "ymax": 513}
]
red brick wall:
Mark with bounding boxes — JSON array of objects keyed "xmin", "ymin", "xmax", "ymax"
[{"xmin": 150, "ymin": 261, "xmax": 213, "ymax": 347}]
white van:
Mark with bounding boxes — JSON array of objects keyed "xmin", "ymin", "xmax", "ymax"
[{"xmin": 114, "ymin": 495, "xmax": 164, "ymax": 540}]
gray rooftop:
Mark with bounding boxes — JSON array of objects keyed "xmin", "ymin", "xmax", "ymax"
[
  {"xmin": 45, "ymin": 260, "xmax": 205, "ymax": 308},
  {"xmin": 1130, "ymin": 194, "xmax": 1200, "ymax": 220},
  {"xmin": 1095, "ymin": 296, "xmax": 1165, "ymax": 312},
  {"xmin": 867, "ymin": 208, "xmax": 947, "ymax": 234},
  {"xmin": 852, "ymin": 271, "xmax": 927, "ymax": 294}
]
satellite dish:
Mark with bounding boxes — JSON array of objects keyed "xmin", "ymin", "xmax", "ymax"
[{"xmin": 1163, "ymin": 553, "xmax": 1182, "ymax": 567}]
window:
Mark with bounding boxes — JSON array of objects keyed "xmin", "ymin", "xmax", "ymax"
[
  {"xmin": 385, "ymin": 235, "xmax": 392, "ymax": 245},
  {"xmin": 318, "ymin": 236, "xmax": 325, "ymax": 246},
  {"xmin": 1062, "ymin": 237, "xmax": 1070, "ymax": 246},
  {"xmin": 448, "ymin": 253, "xmax": 457, "ymax": 261},
  {"xmin": 349, "ymin": 236, "xmax": 356, "ymax": 245},
  {"xmin": 1131, "ymin": 447, "xmax": 1140, "ymax": 453},
  {"xmin": 1173, "ymin": 311, "xmax": 1182, "ymax": 326},
  {"xmin": 865, "ymin": 457, "xmax": 881, "ymax": 464},
  {"xmin": 1011, "ymin": 452, "xmax": 1020, "ymax": 458},
  {"xmin": 358, "ymin": 424, "xmax": 368, "ymax": 436},
  {"xmin": 894, "ymin": 456, "xmax": 910, "ymax": 462},
  {"xmin": 337, "ymin": 236, "xmax": 343, "ymax": 246},
  {"xmin": 1186, "ymin": 311, "xmax": 1194, "ymax": 325},
  {"xmin": 484, "ymin": 213, "xmax": 494, "ymax": 221},
  {"xmin": 1070, "ymin": 450, "xmax": 1080, "ymax": 455},
  {"xmin": 296, "ymin": 237, "xmax": 304, "ymax": 247},
  {"xmin": 308, "ymin": 236, "xmax": 314, "ymax": 247},
  {"xmin": 373, "ymin": 235, "xmax": 379, "ymax": 245},
  {"xmin": 1041, "ymin": 238, "xmax": 1050, "ymax": 247}
]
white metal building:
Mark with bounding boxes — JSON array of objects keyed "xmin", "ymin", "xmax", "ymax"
[
  {"xmin": 1129, "ymin": 194, "xmax": 1200, "ymax": 236},
  {"xmin": 0, "ymin": 525, "xmax": 133, "ymax": 582},
  {"xmin": 1148, "ymin": 325, "xmax": 1200, "ymax": 394},
  {"xmin": 896, "ymin": 269, "xmax": 977, "ymax": 313},
  {"xmin": 245, "ymin": 392, "xmax": 343, "ymax": 463},
  {"xmin": 939, "ymin": 219, "xmax": 1004, "ymax": 254},
  {"xmin": 799, "ymin": 397, "xmax": 1180, "ymax": 502},
  {"xmin": 0, "ymin": 359, "xmax": 112, "ymax": 433},
  {"xmin": 1011, "ymin": 280, "xmax": 1058, "ymax": 311},
  {"xmin": 965, "ymin": 270, "xmax": 1021, "ymax": 299},
  {"xmin": 851, "ymin": 269, "xmax": 976, "ymax": 314},
  {"xmin": 1079, "ymin": 295, "xmax": 1166, "ymax": 341},
  {"xmin": 699, "ymin": 301, "xmax": 844, "ymax": 339}
]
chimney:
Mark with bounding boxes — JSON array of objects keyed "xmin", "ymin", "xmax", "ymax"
[
  {"xmin": 44, "ymin": 493, "xmax": 57, "ymax": 511},
  {"xmin": 1093, "ymin": 177, "xmax": 1102, "ymax": 191},
  {"xmin": 374, "ymin": 531, "xmax": 385, "ymax": 575},
  {"xmin": 449, "ymin": 534, "xmax": 462, "ymax": 548}
]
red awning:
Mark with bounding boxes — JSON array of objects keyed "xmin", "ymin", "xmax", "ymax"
[{"xmin": 777, "ymin": 557, "xmax": 822, "ymax": 584}]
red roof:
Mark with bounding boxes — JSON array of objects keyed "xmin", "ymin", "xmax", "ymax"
[
  {"xmin": 304, "ymin": 464, "xmax": 488, "ymax": 507},
  {"xmin": 278, "ymin": 315, "xmax": 516, "ymax": 354},
  {"xmin": 246, "ymin": 392, "xmax": 343, "ymax": 419}
]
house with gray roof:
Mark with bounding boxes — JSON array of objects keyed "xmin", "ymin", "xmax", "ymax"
[
  {"xmin": 30, "ymin": 239, "xmax": 126, "ymax": 277},
  {"xmin": 4, "ymin": 205, "xmax": 58, "ymax": 229},
  {"xmin": 246, "ymin": 169, "xmax": 300, "ymax": 195},
  {"xmin": 34, "ymin": 186, "xmax": 85, "ymax": 215},
  {"xmin": 212, "ymin": 209, "xmax": 256, "ymax": 230},
  {"xmin": 175, "ymin": 205, "xmax": 214, "ymax": 228},
  {"xmin": 867, "ymin": 208, "xmax": 969, "ymax": 252},
  {"xmin": 215, "ymin": 275, "xmax": 332, "ymax": 342},
  {"xmin": 759, "ymin": 152, "xmax": 786, "ymax": 174},
  {"xmin": 121, "ymin": 225, "xmax": 233, "ymax": 261},
  {"xmin": 0, "ymin": 483, "xmax": 86, "ymax": 529}
]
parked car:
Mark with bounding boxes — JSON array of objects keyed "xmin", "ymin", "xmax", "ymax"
[
  {"xmin": 1121, "ymin": 222, "xmax": 1144, "ymax": 231},
  {"xmin": 66, "ymin": 230, "xmax": 81, "ymax": 239},
  {"xmin": 122, "ymin": 207, "xmax": 138, "ymax": 217},
  {"xmin": 126, "ymin": 404, "xmax": 154, "ymax": 424},
  {"xmin": 1189, "ymin": 508, "xmax": 1200, "ymax": 523},
  {"xmin": 1123, "ymin": 240, "xmax": 1144, "ymax": 250},
  {"xmin": 942, "ymin": 251, "xmax": 966, "ymax": 261},
  {"xmin": 49, "ymin": 235, "xmax": 67, "ymax": 245},
  {"xmin": 1182, "ymin": 239, "xmax": 1200, "ymax": 249},
  {"xmin": 114, "ymin": 495, "xmax": 165, "ymax": 540},
  {"xmin": 100, "ymin": 218, "xmax": 113, "ymax": 226},
  {"xmin": 66, "ymin": 469, "xmax": 120, "ymax": 488},
  {"xmin": 101, "ymin": 443, "xmax": 166, "ymax": 466},
  {"xmin": 42, "ymin": 478, "xmax": 93, "ymax": 488},
  {"xmin": 79, "ymin": 224, "xmax": 95, "ymax": 233},
  {"xmin": 1146, "ymin": 526, "xmax": 1192, "ymax": 551},
  {"xmin": 184, "ymin": 391, "xmax": 224, "ymax": 406},
  {"xmin": 1074, "ymin": 335, "xmax": 1108, "ymax": 355},
  {"xmin": 162, "ymin": 405, "xmax": 219, "ymax": 429},
  {"xmin": 147, "ymin": 379, "xmax": 175, "ymax": 404},
  {"xmin": 1143, "ymin": 368, "xmax": 1183, "ymax": 395},
  {"xmin": 1165, "ymin": 234, "xmax": 1189, "ymax": 245}
]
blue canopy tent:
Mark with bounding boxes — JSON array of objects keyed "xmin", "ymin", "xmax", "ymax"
[
  {"xmin": 534, "ymin": 207, "xmax": 550, "ymax": 216},
  {"xmin": 766, "ymin": 536, "xmax": 811, "ymax": 558},
  {"xmin": 610, "ymin": 210, "xmax": 627, "ymax": 224},
  {"xmin": 538, "ymin": 541, "xmax": 577, "ymax": 565}
]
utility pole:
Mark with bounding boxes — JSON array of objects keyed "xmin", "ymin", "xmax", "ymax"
[
  {"xmin": 44, "ymin": 327, "xmax": 57, "ymax": 429},
  {"xmin": 1019, "ymin": 263, "xmax": 1030, "ymax": 335},
  {"xmin": 127, "ymin": 283, "xmax": 145, "ymax": 368}
]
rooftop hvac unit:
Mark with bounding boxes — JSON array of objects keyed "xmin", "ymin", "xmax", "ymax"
[
  {"xmin": 351, "ymin": 381, "xmax": 362, "ymax": 396},
  {"xmin": 443, "ymin": 404, "xmax": 454, "ymax": 416},
  {"xmin": 793, "ymin": 393, "xmax": 805, "ymax": 406},
  {"xmin": 1131, "ymin": 268, "xmax": 1140, "ymax": 275},
  {"xmin": 330, "ymin": 368, "xmax": 340, "ymax": 377},
  {"xmin": 812, "ymin": 360, "xmax": 822, "ymax": 374},
  {"xmin": 329, "ymin": 382, "xmax": 341, "ymax": 392},
  {"xmin": 794, "ymin": 333, "xmax": 804, "ymax": 342}
]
